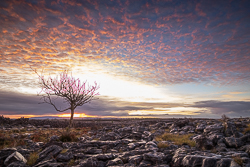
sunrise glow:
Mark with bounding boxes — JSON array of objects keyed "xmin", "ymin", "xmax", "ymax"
[{"xmin": 0, "ymin": 0, "xmax": 249, "ymax": 119}]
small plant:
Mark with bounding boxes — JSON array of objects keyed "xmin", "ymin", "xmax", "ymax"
[
  {"xmin": 68, "ymin": 159, "xmax": 76, "ymax": 166},
  {"xmin": 59, "ymin": 129, "xmax": 77, "ymax": 142},
  {"xmin": 233, "ymin": 155, "xmax": 243, "ymax": 166},
  {"xmin": 26, "ymin": 152, "xmax": 39, "ymax": 166},
  {"xmin": 157, "ymin": 142, "xmax": 169, "ymax": 148},
  {"xmin": 61, "ymin": 149, "xmax": 68, "ymax": 154},
  {"xmin": 155, "ymin": 133, "xmax": 196, "ymax": 147}
]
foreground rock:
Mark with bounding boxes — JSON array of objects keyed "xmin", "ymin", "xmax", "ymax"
[{"xmin": 0, "ymin": 117, "xmax": 250, "ymax": 166}]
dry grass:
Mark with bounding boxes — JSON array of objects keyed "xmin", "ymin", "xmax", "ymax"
[
  {"xmin": 157, "ymin": 142, "xmax": 169, "ymax": 148},
  {"xmin": 243, "ymin": 124, "xmax": 250, "ymax": 134},
  {"xmin": 155, "ymin": 133, "xmax": 196, "ymax": 147},
  {"xmin": 233, "ymin": 156, "xmax": 243, "ymax": 166},
  {"xmin": 26, "ymin": 152, "xmax": 39, "ymax": 166}
]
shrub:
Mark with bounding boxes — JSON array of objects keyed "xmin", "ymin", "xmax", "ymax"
[
  {"xmin": 155, "ymin": 133, "xmax": 196, "ymax": 147},
  {"xmin": 59, "ymin": 130, "xmax": 77, "ymax": 142}
]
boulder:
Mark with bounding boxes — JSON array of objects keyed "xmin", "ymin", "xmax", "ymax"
[
  {"xmin": 216, "ymin": 158, "xmax": 232, "ymax": 167},
  {"xmin": 143, "ymin": 152, "xmax": 165, "ymax": 164},
  {"xmin": 4, "ymin": 151, "xmax": 27, "ymax": 166},
  {"xmin": 33, "ymin": 159, "xmax": 64, "ymax": 167},
  {"xmin": 224, "ymin": 137, "xmax": 243, "ymax": 148},
  {"xmin": 106, "ymin": 157, "xmax": 124, "ymax": 166},
  {"xmin": 204, "ymin": 123, "xmax": 224, "ymax": 134},
  {"xmin": 138, "ymin": 160, "xmax": 152, "ymax": 167},
  {"xmin": 202, "ymin": 157, "xmax": 217, "ymax": 167},
  {"xmin": 56, "ymin": 152, "xmax": 73, "ymax": 162},
  {"xmin": 78, "ymin": 157, "xmax": 99, "ymax": 167},
  {"xmin": 37, "ymin": 145, "xmax": 63, "ymax": 163},
  {"xmin": 193, "ymin": 135, "xmax": 213, "ymax": 150},
  {"xmin": 0, "ymin": 148, "xmax": 17, "ymax": 164},
  {"xmin": 6, "ymin": 161, "xmax": 28, "ymax": 167},
  {"xmin": 182, "ymin": 155, "xmax": 205, "ymax": 167},
  {"xmin": 128, "ymin": 155, "xmax": 143, "ymax": 165}
]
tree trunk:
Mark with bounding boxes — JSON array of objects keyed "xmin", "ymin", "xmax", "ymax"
[{"xmin": 69, "ymin": 107, "xmax": 74, "ymax": 128}]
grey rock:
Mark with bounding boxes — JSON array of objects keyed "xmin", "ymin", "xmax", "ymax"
[
  {"xmin": 216, "ymin": 158, "xmax": 232, "ymax": 167},
  {"xmin": 7, "ymin": 161, "xmax": 28, "ymax": 167},
  {"xmin": 93, "ymin": 153, "xmax": 118, "ymax": 161},
  {"xmin": 85, "ymin": 147, "xmax": 103, "ymax": 154},
  {"xmin": 182, "ymin": 155, "xmax": 205, "ymax": 167},
  {"xmin": 138, "ymin": 160, "xmax": 152, "ymax": 167},
  {"xmin": 193, "ymin": 135, "xmax": 213, "ymax": 150},
  {"xmin": 106, "ymin": 157, "xmax": 124, "ymax": 166},
  {"xmin": 224, "ymin": 137, "xmax": 243, "ymax": 148},
  {"xmin": 37, "ymin": 145, "xmax": 63, "ymax": 163},
  {"xmin": 56, "ymin": 152, "xmax": 73, "ymax": 162},
  {"xmin": 33, "ymin": 159, "xmax": 64, "ymax": 167},
  {"xmin": 202, "ymin": 157, "xmax": 217, "ymax": 167},
  {"xmin": 0, "ymin": 148, "xmax": 17, "ymax": 164},
  {"xmin": 4, "ymin": 151, "xmax": 27, "ymax": 166},
  {"xmin": 128, "ymin": 155, "xmax": 143, "ymax": 165},
  {"xmin": 204, "ymin": 123, "xmax": 224, "ymax": 134},
  {"xmin": 143, "ymin": 152, "xmax": 165, "ymax": 164},
  {"xmin": 78, "ymin": 157, "xmax": 99, "ymax": 167},
  {"xmin": 43, "ymin": 125, "xmax": 51, "ymax": 128}
]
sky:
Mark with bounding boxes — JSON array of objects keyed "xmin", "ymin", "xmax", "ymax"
[{"xmin": 0, "ymin": 0, "xmax": 250, "ymax": 119}]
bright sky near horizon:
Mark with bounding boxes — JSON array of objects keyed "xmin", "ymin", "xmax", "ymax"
[{"xmin": 0, "ymin": 0, "xmax": 250, "ymax": 119}]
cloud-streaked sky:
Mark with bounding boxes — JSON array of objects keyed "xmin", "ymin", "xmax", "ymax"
[{"xmin": 0, "ymin": 0, "xmax": 250, "ymax": 118}]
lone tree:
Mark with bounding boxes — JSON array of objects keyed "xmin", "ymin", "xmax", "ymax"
[{"xmin": 37, "ymin": 70, "xmax": 99, "ymax": 128}]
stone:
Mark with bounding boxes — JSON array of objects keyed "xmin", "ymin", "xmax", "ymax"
[
  {"xmin": 216, "ymin": 158, "xmax": 232, "ymax": 167},
  {"xmin": 202, "ymin": 157, "xmax": 217, "ymax": 167},
  {"xmin": 56, "ymin": 152, "xmax": 73, "ymax": 162},
  {"xmin": 193, "ymin": 135, "xmax": 213, "ymax": 150},
  {"xmin": 182, "ymin": 155, "xmax": 205, "ymax": 167},
  {"xmin": 143, "ymin": 152, "xmax": 164, "ymax": 164},
  {"xmin": 37, "ymin": 145, "xmax": 63, "ymax": 163},
  {"xmin": 78, "ymin": 157, "xmax": 99, "ymax": 167},
  {"xmin": 43, "ymin": 125, "xmax": 50, "ymax": 128},
  {"xmin": 128, "ymin": 155, "xmax": 143, "ymax": 165},
  {"xmin": 7, "ymin": 162, "xmax": 28, "ymax": 167},
  {"xmin": 224, "ymin": 137, "xmax": 243, "ymax": 148},
  {"xmin": 33, "ymin": 159, "xmax": 64, "ymax": 167},
  {"xmin": 106, "ymin": 157, "xmax": 124, "ymax": 166},
  {"xmin": 85, "ymin": 147, "xmax": 103, "ymax": 154},
  {"xmin": 0, "ymin": 148, "xmax": 17, "ymax": 164},
  {"xmin": 138, "ymin": 160, "xmax": 152, "ymax": 167},
  {"xmin": 4, "ymin": 151, "xmax": 27, "ymax": 166}
]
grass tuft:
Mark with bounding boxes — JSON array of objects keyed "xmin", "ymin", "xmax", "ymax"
[
  {"xmin": 157, "ymin": 142, "xmax": 169, "ymax": 148},
  {"xmin": 26, "ymin": 152, "xmax": 39, "ymax": 166},
  {"xmin": 233, "ymin": 156, "xmax": 243, "ymax": 166},
  {"xmin": 155, "ymin": 133, "xmax": 196, "ymax": 147}
]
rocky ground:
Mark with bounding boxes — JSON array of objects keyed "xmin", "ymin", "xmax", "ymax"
[{"xmin": 0, "ymin": 116, "xmax": 250, "ymax": 167}]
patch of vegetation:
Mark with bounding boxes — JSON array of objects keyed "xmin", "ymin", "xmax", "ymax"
[
  {"xmin": 61, "ymin": 149, "xmax": 68, "ymax": 154},
  {"xmin": 155, "ymin": 133, "xmax": 196, "ymax": 147},
  {"xmin": 233, "ymin": 155, "xmax": 243, "ymax": 166},
  {"xmin": 243, "ymin": 124, "xmax": 250, "ymax": 134},
  {"xmin": 59, "ymin": 130, "xmax": 77, "ymax": 142},
  {"xmin": 26, "ymin": 152, "xmax": 39, "ymax": 166},
  {"xmin": 157, "ymin": 142, "xmax": 169, "ymax": 148},
  {"xmin": 68, "ymin": 159, "xmax": 76, "ymax": 166}
]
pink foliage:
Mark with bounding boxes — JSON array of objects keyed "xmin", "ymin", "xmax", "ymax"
[{"xmin": 38, "ymin": 71, "xmax": 99, "ymax": 112}]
